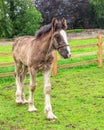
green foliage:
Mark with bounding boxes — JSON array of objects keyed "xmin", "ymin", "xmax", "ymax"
[
  {"xmin": 0, "ymin": 0, "xmax": 43, "ymax": 38},
  {"xmin": 90, "ymin": 0, "xmax": 104, "ymax": 28},
  {"xmin": 0, "ymin": 18, "xmax": 13, "ymax": 37},
  {"xmin": 0, "ymin": 0, "xmax": 13, "ymax": 37}
]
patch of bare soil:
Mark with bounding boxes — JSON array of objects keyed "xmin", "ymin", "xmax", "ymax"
[
  {"xmin": 68, "ymin": 29, "xmax": 104, "ymax": 40},
  {"xmin": 0, "ymin": 41, "xmax": 13, "ymax": 46}
]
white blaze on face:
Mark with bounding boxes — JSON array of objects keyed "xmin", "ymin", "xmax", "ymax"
[{"xmin": 60, "ymin": 30, "xmax": 71, "ymax": 57}]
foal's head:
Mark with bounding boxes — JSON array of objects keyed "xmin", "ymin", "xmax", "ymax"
[{"xmin": 52, "ymin": 18, "xmax": 71, "ymax": 59}]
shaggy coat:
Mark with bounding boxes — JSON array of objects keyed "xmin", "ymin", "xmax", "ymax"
[{"xmin": 12, "ymin": 18, "xmax": 71, "ymax": 120}]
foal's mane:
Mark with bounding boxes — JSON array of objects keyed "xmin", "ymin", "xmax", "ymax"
[{"xmin": 35, "ymin": 24, "xmax": 52, "ymax": 39}]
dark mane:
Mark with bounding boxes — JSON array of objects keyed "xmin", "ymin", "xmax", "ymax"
[{"xmin": 35, "ymin": 24, "xmax": 52, "ymax": 39}]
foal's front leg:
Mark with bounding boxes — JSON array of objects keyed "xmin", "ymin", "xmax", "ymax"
[
  {"xmin": 43, "ymin": 70, "xmax": 57, "ymax": 120},
  {"xmin": 28, "ymin": 67, "xmax": 37, "ymax": 112}
]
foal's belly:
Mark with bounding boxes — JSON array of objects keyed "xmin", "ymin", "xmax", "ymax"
[
  {"xmin": 34, "ymin": 62, "xmax": 52, "ymax": 72},
  {"xmin": 33, "ymin": 56, "xmax": 53, "ymax": 72}
]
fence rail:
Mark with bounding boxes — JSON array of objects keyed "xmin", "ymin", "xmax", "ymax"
[
  {"xmin": 0, "ymin": 34, "xmax": 103, "ymax": 77},
  {"xmin": 0, "ymin": 52, "xmax": 12, "ymax": 56},
  {"xmin": 58, "ymin": 59, "xmax": 98, "ymax": 69},
  {"xmin": 0, "ymin": 62, "xmax": 14, "ymax": 67},
  {"xmin": 71, "ymin": 43, "xmax": 97, "ymax": 49},
  {"xmin": 0, "ymin": 72, "xmax": 15, "ymax": 78}
]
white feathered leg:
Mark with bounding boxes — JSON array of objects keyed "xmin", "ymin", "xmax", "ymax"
[{"xmin": 43, "ymin": 70, "xmax": 57, "ymax": 120}]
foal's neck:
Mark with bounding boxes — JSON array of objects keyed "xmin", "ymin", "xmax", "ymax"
[{"xmin": 41, "ymin": 31, "xmax": 53, "ymax": 54}]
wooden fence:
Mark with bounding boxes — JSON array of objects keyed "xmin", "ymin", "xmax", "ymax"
[
  {"xmin": 52, "ymin": 34, "xmax": 104, "ymax": 76},
  {"xmin": 0, "ymin": 34, "xmax": 103, "ymax": 78}
]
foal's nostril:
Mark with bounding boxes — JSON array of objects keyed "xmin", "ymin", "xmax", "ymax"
[{"xmin": 68, "ymin": 53, "xmax": 71, "ymax": 58}]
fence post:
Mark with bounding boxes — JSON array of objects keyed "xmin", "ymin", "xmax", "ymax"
[
  {"xmin": 52, "ymin": 51, "xmax": 57, "ymax": 76},
  {"xmin": 97, "ymin": 34, "xmax": 103, "ymax": 67}
]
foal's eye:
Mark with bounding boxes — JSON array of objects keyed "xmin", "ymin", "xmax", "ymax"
[{"xmin": 55, "ymin": 34, "xmax": 61, "ymax": 41}]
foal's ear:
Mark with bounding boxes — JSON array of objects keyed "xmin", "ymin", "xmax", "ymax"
[
  {"xmin": 62, "ymin": 18, "xmax": 67, "ymax": 30},
  {"xmin": 52, "ymin": 18, "xmax": 58, "ymax": 31}
]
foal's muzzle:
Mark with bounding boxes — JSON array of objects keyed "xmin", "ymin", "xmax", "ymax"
[
  {"xmin": 59, "ymin": 48, "xmax": 71, "ymax": 59},
  {"xmin": 63, "ymin": 52, "xmax": 71, "ymax": 59},
  {"xmin": 67, "ymin": 53, "xmax": 71, "ymax": 58}
]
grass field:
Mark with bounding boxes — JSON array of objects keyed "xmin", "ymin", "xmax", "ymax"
[{"xmin": 0, "ymin": 38, "xmax": 104, "ymax": 130}]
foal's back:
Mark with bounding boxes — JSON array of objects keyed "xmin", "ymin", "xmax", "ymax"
[
  {"xmin": 12, "ymin": 36, "xmax": 39, "ymax": 66},
  {"xmin": 13, "ymin": 36, "xmax": 36, "ymax": 49}
]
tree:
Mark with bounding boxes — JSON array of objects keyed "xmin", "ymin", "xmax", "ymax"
[
  {"xmin": 0, "ymin": 0, "xmax": 13, "ymax": 37},
  {"xmin": 90, "ymin": 0, "xmax": 104, "ymax": 28},
  {"xmin": 0, "ymin": 0, "xmax": 43, "ymax": 38}
]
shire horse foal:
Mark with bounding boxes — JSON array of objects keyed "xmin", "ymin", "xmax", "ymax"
[{"xmin": 12, "ymin": 18, "xmax": 71, "ymax": 120}]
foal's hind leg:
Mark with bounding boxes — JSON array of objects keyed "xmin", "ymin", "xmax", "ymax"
[
  {"xmin": 15, "ymin": 62, "xmax": 23, "ymax": 104},
  {"xmin": 28, "ymin": 67, "xmax": 37, "ymax": 112},
  {"xmin": 20, "ymin": 66, "xmax": 28, "ymax": 104}
]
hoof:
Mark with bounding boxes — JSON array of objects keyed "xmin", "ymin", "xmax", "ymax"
[
  {"xmin": 16, "ymin": 99, "xmax": 23, "ymax": 105},
  {"xmin": 22, "ymin": 99, "xmax": 28, "ymax": 104},
  {"xmin": 47, "ymin": 112, "xmax": 57, "ymax": 120},
  {"xmin": 28, "ymin": 106, "xmax": 37, "ymax": 112}
]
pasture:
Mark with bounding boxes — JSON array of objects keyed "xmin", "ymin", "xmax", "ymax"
[{"xmin": 0, "ymin": 38, "xmax": 104, "ymax": 130}]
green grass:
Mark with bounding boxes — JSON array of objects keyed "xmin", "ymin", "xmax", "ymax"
[
  {"xmin": 0, "ymin": 45, "xmax": 12, "ymax": 52},
  {"xmin": 1, "ymin": 66, "xmax": 104, "ymax": 130},
  {"xmin": 0, "ymin": 38, "xmax": 104, "ymax": 130},
  {"xmin": 0, "ymin": 45, "xmax": 14, "ymax": 73}
]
